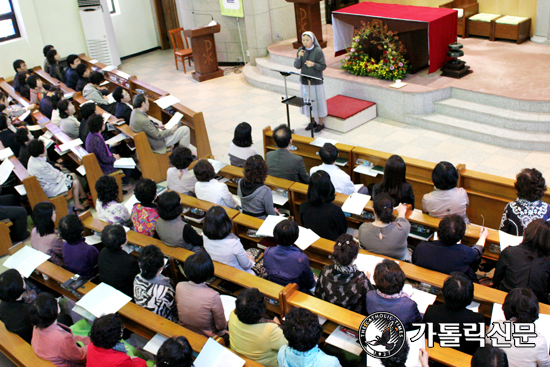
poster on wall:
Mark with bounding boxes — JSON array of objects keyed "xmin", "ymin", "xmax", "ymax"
[{"xmin": 220, "ymin": 0, "xmax": 243, "ymax": 18}]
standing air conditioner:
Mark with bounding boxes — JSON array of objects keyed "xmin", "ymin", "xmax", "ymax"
[{"xmin": 78, "ymin": 0, "xmax": 121, "ymax": 66}]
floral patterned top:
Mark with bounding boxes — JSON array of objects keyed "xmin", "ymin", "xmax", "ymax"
[
  {"xmin": 131, "ymin": 204, "xmax": 159, "ymax": 237},
  {"xmin": 500, "ymin": 199, "xmax": 550, "ymax": 236},
  {"xmin": 96, "ymin": 199, "xmax": 132, "ymax": 227}
]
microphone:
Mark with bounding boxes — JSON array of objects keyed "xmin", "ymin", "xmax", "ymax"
[{"xmin": 192, "ymin": 12, "xmax": 214, "ymax": 21}]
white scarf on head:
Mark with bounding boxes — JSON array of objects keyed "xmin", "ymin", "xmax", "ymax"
[{"xmin": 302, "ymin": 31, "xmax": 319, "ymax": 50}]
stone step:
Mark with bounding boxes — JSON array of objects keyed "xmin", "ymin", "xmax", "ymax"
[
  {"xmin": 404, "ymin": 113, "xmax": 550, "ymax": 151},
  {"xmin": 435, "ymin": 98, "xmax": 550, "ymax": 132},
  {"xmin": 451, "ymin": 88, "xmax": 550, "ymax": 113},
  {"xmin": 243, "ymin": 61, "xmax": 300, "ymax": 96},
  {"xmin": 255, "ymin": 57, "xmax": 303, "ymax": 85}
]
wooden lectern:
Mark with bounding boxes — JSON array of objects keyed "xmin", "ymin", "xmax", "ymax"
[
  {"xmin": 286, "ymin": 0, "xmax": 327, "ymax": 49},
  {"xmin": 183, "ymin": 24, "xmax": 224, "ymax": 82}
]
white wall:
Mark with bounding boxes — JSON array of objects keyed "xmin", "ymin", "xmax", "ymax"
[{"xmin": 0, "ymin": 0, "xmax": 159, "ymax": 79}]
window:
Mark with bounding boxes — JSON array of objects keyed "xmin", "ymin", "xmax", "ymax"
[
  {"xmin": 107, "ymin": 0, "xmax": 116, "ymax": 14},
  {"xmin": 0, "ymin": 0, "xmax": 20, "ymax": 43}
]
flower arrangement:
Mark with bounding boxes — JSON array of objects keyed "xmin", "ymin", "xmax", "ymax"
[{"xmin": 341, "ymin": 20, "xmax": 411, "ymax": 81}]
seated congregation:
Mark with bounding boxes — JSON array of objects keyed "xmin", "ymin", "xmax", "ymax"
[{"xmin": 2, "ymin": 46, "xmax": 550, "ymax": 367}]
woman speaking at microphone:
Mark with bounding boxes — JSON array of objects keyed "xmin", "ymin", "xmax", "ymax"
[{"xmin": 294, "ymin": 31, "xmax": 327, "ymax": 133}]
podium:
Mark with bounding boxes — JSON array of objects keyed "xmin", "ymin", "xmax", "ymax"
[
  {"xmin": 286, "ymin": 0, "xmax": 327, "ymax": 49},
  {"xmin": 183, "ymin": 24, "xmax": 225, "ymax": 82}
]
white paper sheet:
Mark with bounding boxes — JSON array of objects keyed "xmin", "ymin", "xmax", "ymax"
[
  {"xmin": 14, "ymin": 110, "xmax": 30, "ymax": 123},
  {"xmin": 353, "ymin": 254, "xmax": 398, "ymax": 284},
  {"xmin": 0, "ymin": 147, "xmax": 14, "ymax": 160},
  {"xmin": 74, "ymin": 282, "xmax": 132, "ymax": 319},
  {"xmin": 155, "ymin": 95, "xmax": 180, "ymax": 109},
  {"xmin": 208, "ymin": 159, "xmax": 227, "ymax": 174},
  {"xmin": 117, "ymin": 71, "xmax": 131, "ymax": 79},
  {"xmin": 88, "ymin": 59, "xmax": 99, "ymax": 64},
  {"xmin": 114, "ymin": 157, "xmax": 136, "ymax": 169},
  {"xmin": 466, "ymin": 301, "xmax": 480, "ymax": 313},
  {"xmin": 102, "ymin": 65, "xmax": 117, "ymax": 72},
  {"xmin": 124, "ymin": 195, "xmax": 139, "ymax": 212},
  {"xmin": 256, "ymin": 215, "xmax": 286, "ymax": 237},
  {"xmin": 498, "ymin": 230, "xmax": 523, "ymax": 251},
  {"xmin": 58, "ymin": 138, "xmax": 83, "ymax": 153},
  {"xmin": 84, "ymin": 235, "xmax": 102, "ymax": 245},
  {"xmin": 341, "ymin": 193, "xmax": 371, "ymax": 215},
  {"xmin": 0, "ymin": 158, "xmax": 14, "ymax": 185},
  {"xmin": 220, "ymin": 295, "xmax": 237, "ymax": 322},
  {"xmin": 105, "ymin": 134, "xmax": 127, "ymax": 146},
  {"xmin": 102, "ymin": 112, "xmax": 112, "ymax": 122},
  {"xmin": 39, "ymin": 136, "xmax": 54, "ymax": 149},
  {"xmin": 193, "ymin": 338, "xmax": 245, "ymax": 367},
  {"xmin": 295, "ymin": 227, "xmax": 320, "ymax": 250},
  {"xmin": 76, "ymin": 165, "xmax": 86, "ymax": 176},
  {"xmin": 354, "ymin": 164, "xmax": 380, "ymax": 177},
  {"xmin": 368, "ymin": 330, "xmax": 425, "ymax": 367},
  {"xmin": 14, "ymin": 184, "xmax": 26, "ymax": 196},
  {"xmin": 403, "ymin": 284, "xmax": 437, "ymax": 314},
  {"xmin": 27, "ymin": 124, "xmax": 43, "ymax": 131},
  {"xmin": 143, "ymin": 333, "xmax": 169, "ymax": 355},
  {"xmin": 272, "ymin": 190, "xmax": 288, "ymax": 205},
  {"xmin": 491, "ymin": 303, "xmax": 505, "ymax": 323},
  {"xmin": 123, "ymin": 226, "xmax": 131, "ymax": 233},
  {"xmin": 44, "ymin": 131, "xmax": 54, "ymax": 139},
  {"xmin": 164, "ymin": 112, "xmax": 183, "ymax": 130},
  {"xmin": 310, "ymin": 137, "xmax": 338, "ymax": 148},
  {"xmin": 325, "ymin": 325, "xmax": 363, "ymax": 356},
  {"xmin": 63, "ymin": 92, "xmax": 74, "ymax": 100},
  {"xmin": 4, "ymin": 246, "xmax": 51, "ymax": 278}
]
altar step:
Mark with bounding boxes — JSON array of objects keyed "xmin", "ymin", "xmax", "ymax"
[{"xmin": 243, "ymin": 57, "xmax": 300, "ymax": 96}]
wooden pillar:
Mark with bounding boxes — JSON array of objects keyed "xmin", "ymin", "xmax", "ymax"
[{"xmin": 286, "ymin": 0, "xmax": 328, "ymax": 49}]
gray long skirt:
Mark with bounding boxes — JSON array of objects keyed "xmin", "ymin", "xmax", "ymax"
[{"xmin": 300, "ymin": 83, "xmax": 328, "ymax": 119}]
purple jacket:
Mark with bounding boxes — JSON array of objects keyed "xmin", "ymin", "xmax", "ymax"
[
  {"xmin": 264, "ymin": 245, "xmax": 315, "ymax": 292},
  {"xmin": 366, "ymin": 290, "xmax": 422, "ymax": 330},
  {"xmin": 62, "ymin": 237, "xmax": 99, "ymax": 280},
  {"xmin": 85, "ymin": 132, "xmax": 115, "ymax": 174}
]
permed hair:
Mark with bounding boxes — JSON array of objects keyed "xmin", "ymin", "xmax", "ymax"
[
  {"xmin": 90, "ymin": 313, "xmax": 124, "ymax": 349},
  {"xmin": 281, "ymin": 307, "xmax": 323, "ymax": 352},
  {"xmin": 96, "ymin": 175, "xmax": 120, "ymax": 204},
  {"xmin": 243, "ymin": 155, "xmax": 268, "ymax": 184}
]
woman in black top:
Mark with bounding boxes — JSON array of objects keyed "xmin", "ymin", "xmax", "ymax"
[
  {"xmin": 372, "ymin": 154, "xmax": 415, "ymax": 208},
  {"xmin": 46, "ymin": 49, "xmax": 63, "ymax": 81},
  {"xmin": 299, "ymin": 170, "xmax": 347, "ymax": 241},
  {"xmin": 493, "ymin": 218, "xmax": 550, "ymax": 303}
]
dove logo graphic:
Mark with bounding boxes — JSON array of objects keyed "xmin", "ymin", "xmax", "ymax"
[{"xmin": 359, "ymin": 312, "xmax": 406, "ymax": 359}]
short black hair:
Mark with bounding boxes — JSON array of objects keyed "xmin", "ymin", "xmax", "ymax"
[
  {"xmin": 29, "ymin": 292, "xmax": 58, "ymax": 329},
  {"xmin": 58, "ymin": 99, "xmax": 70, "ymax": 118},
  {"xmin": 101, "ymin": 224, "xmax": 127, "ymax": 252},
  {"xmin": 0, "ymin": 269, "xmax": 25, "ymax": 302},
  {"xmin": 0, "ymin": 114, "xmax": 8, "ymax": 131},
  {"xmin": 522, "ymin": 219, "xmax": 550, "ymax": 257},
  {"xmin": 112, "ymin": 86, "xmax": 124, "ymax": 103},
  {"xmin": 46, "ymin": 49, "xmax": 58, "ymax": 66},
  {"xmin": 67, "ymin": 54, "xmax": 80, "ymax": 67},
  {"xmin": 90, "ymin": 313, "xmax": 124, "ymax": 349},
  {"xmin": 58, "ymin": 214, "xmax": 84, "ymax": 243},
  {"xmin": 27, "ymin": 74, "xmax": 39, "ymax": 89},
  {"xmin": 87, "ymin": 113, "xmax": 104, "ymax": 133},
  {"xmin": 80, "ymin": 102, "xmax": 97, "ymax": 121},
  {"xmin": 515, "ymin": 168, "xmax": 546, "ymax": 202},
  {"xmin": 96, "ymin": 175, "xmax": 120, "ymax": 204},
  {"xmin": 307, "ymin": 170, "xmax": 335, "ymax": 205},
  {"xmin": 203, "ymin": 206, "xmax": 232, "ymax": 240},
  {"xmin": 15, "ymin": 126, "xmax": 30, "ymax": 145},
  {"xmin": 43, "ymin": 45, "xmax": 54, "ymax": 57},
  {"xmin": 502, "ymin": 288, "xmax": 539, "ymax": 323},
  {"xmin": 373, "ymin": 193, "xmax": 395, "ymax": 224},
  {"xmin": 273, "ymin": 219, "xmax": 299, "ymax": 247},
  {"xmin": 432, "ymin": 161, "xmax": 458, "ymax": 190},
  {"xmin": 381, "ymin": 339, "xmax": 409, "ymax": 367},
  {"xmin": 232, "ymin": 122, "xmax": 253, "ymax": 147},
  {"xmin": 28, "ymin": 138, "xmax": 45, "ymax": 157},
  {"xmin": 235, "ymin": 288, "xmax": 266, "ymax": 324},
  {"xmin": 319, "ymin": 143, "xmax": 338, "ymax": 164},
  {"xmin": 13, "ymin": 59, "xmax": 25, "ymax": 72},
  {"xmin": 90, "ymin": 71, "xmax": 105, "ymax": 86},
  {"xmin": 139, "ymin": 245, "xmax": 165, "ymax": 280},
  {"xmin": 443, "ymin": 272, "xmax": 474, "ymax": 310},
  {"xmin": 471, "ymin": 346, "xmax": 508, "ymax": 367},
  {"xmin": 157, "ymin": 336, "xmax": 194, "ymax": 367},
  {"xmin": 193, "ymin": 159, "xmax": 215, "ymax": 182},
  {"xmin": 134, "ymin": 178, "xmax": 157, "ymax": 205},
  {"xmin": 133, "ymin": 93, "xmax": 147, "ymax": 109},
  {"xmin": 333, "ymin": 233, "xmax": 359, "ymax": 266},
  {"xmin": 169, "ymin": 146, "xmax": 195, "ymax": 170},
  {"xmin": 32, "ymin": 201, "xmax": 56, "ymax": 237},
  {"xmin": 437, "ymin": 214, "xmax": 466, "ymax": 246},
  {"xmin": 374, "ymin": 259, "xmax": 405, "ymax": 295},
  {"xmin": 184, "ymin": 250, "xmax": 214, "ymax": 284},
  {"xmin": 281, "ymin": 307, "xmax": 322, "ymax": 352},
  {"xmin": 157, "ymin": 191, "xmax": 183, "ymax": 221},
  {"xmin": 273, "ymin": 124, "xmax": 292, "ymax": 148},
  {"xmin": 76, "ymin": 63, "xmax": 88, "ymax": 78}
]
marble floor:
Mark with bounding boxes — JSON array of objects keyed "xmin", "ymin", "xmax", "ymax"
[{"xmin": 120, "ymin": 49, "xmax": 550, "ymax": 180}]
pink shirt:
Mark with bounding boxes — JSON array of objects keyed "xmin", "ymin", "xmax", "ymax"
[
  {"xmin": 422, "ymin": 187, "xmax": 469, "ymax": 223},
  {"xmin": 31, "ymin": 323, "xmax": 89, "ymax": 367}
]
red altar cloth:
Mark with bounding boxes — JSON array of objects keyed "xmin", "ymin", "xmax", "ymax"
[{"xmin": 333, "ymin": 2, "xmax": 457, "ymax": 73}]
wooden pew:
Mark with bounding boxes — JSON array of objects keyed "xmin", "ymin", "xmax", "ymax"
[
  {"xmin": 31, "ymin": 258, "xmax": 263, "ymax": 367},
  {"xmin": 78, "ymin": 53, "xmax": 136, "ymax": 93},
  {"xmin": 263, "ymin": 126, "xmax": 354, "ymax": 177},
  {"xmin": 0, "ymin": 321, "xmax": 56, "ymax": 367},
  {"xmin": 43, "ymin": 122, "xmax": 88, "ymax": 164},
  {"xmin": 23, "ymin": 175, "xmax": 69, "ymax": 227},
  {"xmin": 82, "ymin": 153, "xmax": 124, "ymax": 204},
  {"xmin": 0, "ymin": 77, "xmax": 30, "ymax": 109},
  {"xmin": 0, "ymin": 220, "xmax": 12, "ymax": 257},
  {"xmin": 134, "ymin": 131, "xmax": 170, "ymax": 182}
]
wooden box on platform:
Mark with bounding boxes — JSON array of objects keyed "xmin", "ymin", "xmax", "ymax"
[
  {"xmin": 494, "ymin": 16, "xmax": 531, "ymax": 44},
  {"xmin": 286, "ymin": 0, "xmax": 327, "ymax": 49},
  {"xmin": 324, "ymin": 95, "xmax": 376, "ymax": 132},
  {"xmin": 467, "ymin": 13, "xmax": 503, "ymax": 40},
  {"xmin": 183, "ymin": 24, "xmax": 224, "ymax": 82}
]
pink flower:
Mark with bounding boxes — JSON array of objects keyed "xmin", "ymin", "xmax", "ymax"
[
  {"xmin": 346, "ymin": 56, "xmax": 350, "ymax": 60},
  {"xmin": 390, "ymin": 66, "xmax": 395, "ymax": 70},
  {"xmin": 399, "ymin": 62, "xmax": 403, "ymax": 67},
  {"xmin": 350, "ymin": 48, "xmax": 355, "ymax": 53}
]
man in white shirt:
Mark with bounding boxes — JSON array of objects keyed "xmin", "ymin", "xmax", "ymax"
[{"xmin": 310, "ymin": 143, "xmax": 367, "ymax": 195}]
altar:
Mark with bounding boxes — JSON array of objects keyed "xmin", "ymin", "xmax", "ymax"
[{"xmin": 332, "ymin": 2, "xmax": 458, "ymax": 73}]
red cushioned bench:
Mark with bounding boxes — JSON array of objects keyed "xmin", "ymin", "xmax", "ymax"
[{"xmin": 325, "ymin": 95, "xmax": 377, "ymax": 132}]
